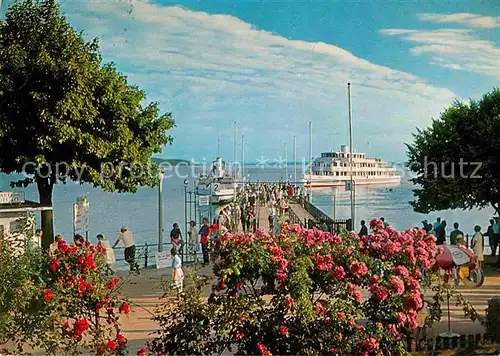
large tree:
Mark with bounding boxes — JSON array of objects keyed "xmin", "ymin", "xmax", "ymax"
[
  {"xmin": 407, "ymin": 88, "xmax": 500, "ymax": 216},
  {"xmin": 0, "ymin": 0, "xmax": 174, "ymax": 248}
]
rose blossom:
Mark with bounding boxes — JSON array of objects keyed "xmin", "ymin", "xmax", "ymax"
[
  {"xmin": 393, "ymin": 265, "xmax": 409, "ymax": 277},
  {"xmin": 107, "ymin": 339, "xmax": 117, "ymax": 351},
  {"xmin": 370, "ymin": 284, "xmax": 389, "ymax": 302},
  {"xmin": 362, "ymin": 337, "xmax": 379, "ymax": 350},
  {"xmin": 107, "ymin": 277, "xmax": 120, "ymax": 290},
  {"xmin": 279, "ymin": 325, "xmax": 288, "ymax": 336},
  {"xmin": 119, "ymin": 302, "xmax": 130, "ymax": 314},
  {"xmin": 396, "ymin": 312, "xmax": 407, "ymax": 325},
  {"xmin": 368, "ymin": 275, "xmax": 381, "ymax": 286},
  {"xmin": 235, "ymin": 332, "xmax": 245, "ymax": 341},
  {"xmin": 349, "ymin": 260, "xmax": 368, "ymax": 277},
  {"xmin": 336, "ymin": 312, "xmax": 346, "ymax": 320},
  {"xmin": 405, "ymin": 291, "xmax": 423, "ymax": 311},
  {"xmin": 390, "ymin": 275, "xmax": 405, "ymax": 295},
  {"xmin": 388, "ymin": 324, "xmax": 398, "ymax": 335},
  {"xmin": 332, "ymin": 266, "xmax": 346, "ymax": 280},
  {"xmin": 42, "ymin": 289, "xmax": 53, "ymax": 302},
  {"xmin": 315, "ymin": 303, "xmax": 326, "ymax": 315},
  {"xmin": 73, "ymin": 318, "xmax": 89, "ymax": 337}
]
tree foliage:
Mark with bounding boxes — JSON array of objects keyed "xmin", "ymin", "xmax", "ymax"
[
  {"xmin": 406, "ymin": 88, "xmax": 500, "ymax": 215},
  {"xmin": 0, "ymin": 0, "xmax": 174, "ymax": 246}
]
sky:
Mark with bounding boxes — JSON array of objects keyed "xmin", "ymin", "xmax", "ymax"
[{"xmin": 1, "ymin": 0, "xmax": 499, "ymax": 163}]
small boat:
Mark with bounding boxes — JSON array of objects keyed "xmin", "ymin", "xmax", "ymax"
[{"xmin": 196, "ymin": 157, "xmax": 236, "ymax": 204}]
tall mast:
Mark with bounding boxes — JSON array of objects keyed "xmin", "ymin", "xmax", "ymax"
[
  {"xmin": 308, "ymin": 121, "xmax": 312, "ymax": 201},
  {"xmin": 233, "ymin": 121, "xmax": 237, "ymax": 173},
  {"xmin": 241, "ymin": 134, "xmax": 245, "ymax": 178},
  {"xmin": 348, "ymin": 83, "xmax": 355, "ymax": 229},
  {"xmin": 284, "ymin": 141, "xmax": 288, "ymax": 182},
  {"xmin": 217, "ymin": 130, "xmax": 220, "ymax": 157},
  {"xmin": 293, "ymin": 134, "xmax": 297, "ymax": 184}
]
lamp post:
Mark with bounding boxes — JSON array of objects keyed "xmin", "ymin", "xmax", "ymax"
[
  {"xmin": 308, "ymin": 121, "xmax": 312, "ymax": 202},
  {"xmin": 348, "ymin": 82, "xmax": 355, "ymax": 229},
  {"xmin": 183, "ymin": 179, "xmax": 188, "ymax": 248},
  {"xmin": 158, "ymin": 169, "xmax": 164, "ymax": 252}
]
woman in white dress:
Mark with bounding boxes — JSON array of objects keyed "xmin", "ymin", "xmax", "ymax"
[
  {"xmin": 97, "ymin": 234, "xmax": 115, "ymax": 274},
  {"xmin": 471, "ymin": 225, "xmax": 484, "ymax": 269}
]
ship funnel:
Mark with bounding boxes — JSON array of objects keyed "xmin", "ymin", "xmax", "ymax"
[{"xmin": 340, "ymin": 145, "xmax": 349, "ymax": 153}]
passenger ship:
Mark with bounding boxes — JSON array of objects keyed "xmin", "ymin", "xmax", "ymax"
[
  {"xmin": 196, "ymin": 157, "xmax": 236, "ymax": 204},
  {"xmin": 303, "ymin": 145, "xmax": 400, "ymax": 188}
]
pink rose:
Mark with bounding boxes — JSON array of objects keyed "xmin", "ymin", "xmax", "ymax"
[
  {"xmin": 333, "ymin": 266, "xmax": 346, "ymax": 280},
  {"xmin": 390, "ymin": 275, "xmax": 405, "ymax": 295},
  {"xmin": 370, "ymin": 284, "xmax": 389, "ymax": 302},
  {"xmin": 396, "ymin": 312, "xmax": 407, "ymax": 325}
]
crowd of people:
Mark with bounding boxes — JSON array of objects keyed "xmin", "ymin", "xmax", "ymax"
[{"xmin": 359, "ymin": 216, "xmax": 500, "ymax": 268}]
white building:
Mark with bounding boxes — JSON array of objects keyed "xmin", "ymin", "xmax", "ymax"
[{"xmin": 0, "ymin": 192, "xmax": 52, "ymax": 251}]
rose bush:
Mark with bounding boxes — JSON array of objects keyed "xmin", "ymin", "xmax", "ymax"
[
  {"xmin": 0, "ymin": 239, "xmax": 130, "ymax": 355},
  {"xmin": 149, "ymin": 220, "xmax": 481, "ymax": 355}
]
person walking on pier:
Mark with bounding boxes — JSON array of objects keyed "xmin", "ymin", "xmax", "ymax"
[
  {"xmin": 97, "ymin": 234, "xmax": 115, "ymax": 275},
  {"xmin": 199, "ymin": 218, "xmax": 210, "ymax": 265},
  {"xmin": 450, "ymin": 222, "xmax": 464, "ymax": 245},
  {"xmin": 268, "ymin": 204, "xmax": 276, "ymax": 232},
  {"xmin": 240, "ymin": 203, "xmax": 247, "ymax": 232},
  {"xmin": 170, "ymin": 223, "xmax": 183, "ymax": 250},
  {"xmin": 113, "ymin": 226, "xmax": 136, "ymax": 271},
  {"xmin": 359, "ymin": 220, "xmax": 368, "ymax": 237},
  {"xmin": 471, "ymin": 225, "xmax": 484, "ymax": 269},
  {"xmin": 491, "ymin": 218, "xmax": 500, "ymax": 256},
  {"xmin": 188, "ymin": 220, "xmax": 199, "ymax": 256}
]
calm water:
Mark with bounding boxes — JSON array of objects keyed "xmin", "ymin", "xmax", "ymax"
[{"xmin": 0, "ymin": 165, "xmax": 495, "ymax": 247}]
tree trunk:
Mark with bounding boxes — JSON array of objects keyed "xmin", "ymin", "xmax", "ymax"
[{"xmin": 37, "ymin": 178, "xmax": 54, "ymax": 250}]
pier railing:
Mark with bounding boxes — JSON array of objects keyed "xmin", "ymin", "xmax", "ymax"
[{"xmin": 113, "ymin": 241, "xmax": 202, "ymax": 269}]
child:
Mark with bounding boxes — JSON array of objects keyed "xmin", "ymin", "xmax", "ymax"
[
  {"xmin": 97, "ymin": 234, "xmax": 115, "ymax": 275},
  {"xmin": 171, "ymin": 247, "xmax": 184, "ymax": 292}
]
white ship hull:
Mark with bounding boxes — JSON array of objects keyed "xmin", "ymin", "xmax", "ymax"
[{"xmin": 303, "ymin": 174, "xmax": 401, "ymax": 188}]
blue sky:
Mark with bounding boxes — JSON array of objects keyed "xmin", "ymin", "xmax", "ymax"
[{"xmin": 2, "ymin": 0, "xmax": 499, "ymax": 162}]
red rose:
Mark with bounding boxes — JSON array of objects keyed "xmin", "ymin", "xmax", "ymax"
[
  {"xmin": 97, "ymin": 346, "xmax": 105, "ymax": 355},
  {"xmin": 279, "ymin": 325, "xmax": 288, "ymax": 336},
  {"xmin": 235, "ymin": 281, "xmax": 244, "ymax": 291},
  {"xmin": 63, "ymin": 320, "xmax": 70, "ymax": 329},
  {"xmin": 107, "ymin": 339, "xmax": 117, "ymax": 351},
  {"xmin": 235, "ymin": 332, "xmax": 245, "ymax": 341},
  {"xmin": 256, "ymin": 342, "xmax": 267, "ymax": 354},
  {"xmin": 137, "ymin": 347, "xmax": 148, "ymax": 356},
  {"xmin": 42, "ymin": 289, "xmax": 53, "ymax": 302},
  {"xmin": 116, "ymin": 333, "xmax": 127, "ymax": 346},
  {"xmin": 218, "ymin": 280, "xmax": 226, "ymax": 290},
  {"xmin": 48, "ymin": 257, "xmax": 60, "ymax": 272},
  {"xmin": 107, "ymin": 277, "xmax": 120, "ymax": 290},
  {"xmin": 119, "ymin": 302, "xmax": 130, "ymax": 314},
  {"xmin": 73, "ymin": 318, "xmax": 89, "ymax": 337}
]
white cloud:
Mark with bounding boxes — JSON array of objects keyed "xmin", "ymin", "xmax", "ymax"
[
  {"xmin": 61, "ymin": 0, "xmax": 457, "ymax": 161},
  {"xmin": 380, "ymin": 28, "xmax": 500, "ymax": 77},
  {"xmin": 418, "ymin": 13, "xmax": 500, "ymax": 29}
]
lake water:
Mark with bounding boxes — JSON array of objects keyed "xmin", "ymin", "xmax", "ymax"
[{"xmin": 0, "ymin": 165, "xmax": 495, "ymax": 249}]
